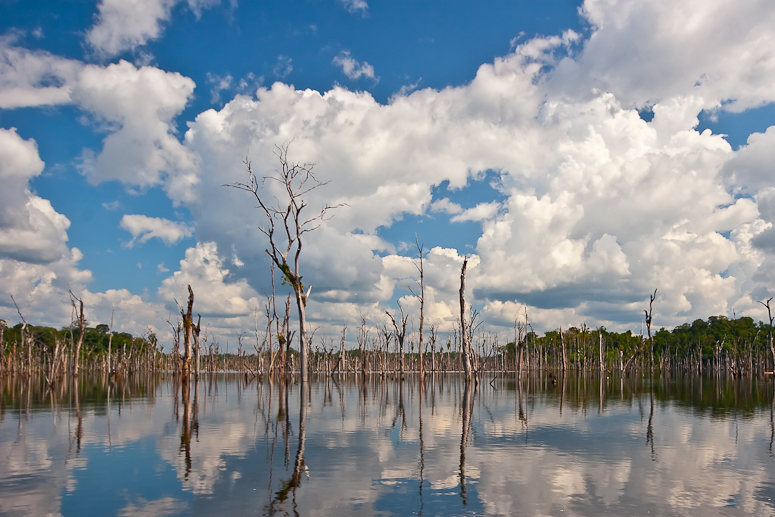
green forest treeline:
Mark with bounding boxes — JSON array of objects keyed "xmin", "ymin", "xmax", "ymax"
[{"xmin": 0, "ymin": 314, "xmax": 769, "ymax": 364}]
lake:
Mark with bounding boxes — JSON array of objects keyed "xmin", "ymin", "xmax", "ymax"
[{"xmin": 1, "ymin": 373, "xmax": 774, "ymax": 516}]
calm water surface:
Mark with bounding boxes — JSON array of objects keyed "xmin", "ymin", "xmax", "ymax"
[{"xmin": 1, "ymin": 373, "xmax": 775, "ymax": 516}]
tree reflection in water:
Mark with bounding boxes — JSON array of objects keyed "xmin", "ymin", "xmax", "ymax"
[
  {"xmin": 459, "ymin": 379, "xmax": 473, "ymax": 506},
  {"xmin": 1, "ymin": 372, "xmax": 775, "ymax": 516},
  {"xmin": 266, "ymin": 381, "xmax": 307, "ymax": 517}
]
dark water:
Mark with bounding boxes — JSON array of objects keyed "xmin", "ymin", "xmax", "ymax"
[{"xmin": 1, "ymin": 373, "xmax": 775, "ymax": 516}]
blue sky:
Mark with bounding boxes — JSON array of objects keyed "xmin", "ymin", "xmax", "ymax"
[{"xmin": 2, "ymin": 0, "xmax": 775, "ymax": 343}]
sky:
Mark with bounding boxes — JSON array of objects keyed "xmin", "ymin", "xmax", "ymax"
[{"xmin": 2, "ymin": 0, "xmax": 775, "ymax": 347}]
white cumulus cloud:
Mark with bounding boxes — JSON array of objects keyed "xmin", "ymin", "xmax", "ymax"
[
  {"xmin": 86, "ymin": 0, "xmax": 221, "ymax": 57},
  {"xmin": 120, "ymin": 214, "xmax": 194, "ymax": 247},
  {"xmin": 339, "ymin": 0, "xmax": 368, "ymax": 14},
  {"xmin": 333, "ymin": 51, "xmax": 377, "ymax": 81},
  {"xmin": 0, "ymin": 37, "xmax": 82, "ymax": 109},
  {"xmin": 73, "ymin": 60, "xmax": 199, "ymax": 199}
]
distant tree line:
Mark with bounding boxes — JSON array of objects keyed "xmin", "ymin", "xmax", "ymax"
[
  {"xmin": 1, "ymin": 311, "xmax": 773, "ymax": 379},
  {"xmin": 506, "ymin": 314, "xmax": 773, "ymax": 377}
]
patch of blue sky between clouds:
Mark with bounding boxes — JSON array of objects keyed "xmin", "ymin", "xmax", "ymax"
[
  {"xmin": 0, "ymin": 1, "xmax": 96, "ymax": 61},
  {"xmin": 376, "ymin": 170, "xmax": 508, "ymax": 256},
  {"xmin": 147, "ymin": 0, "xmax": 585, "ymax": 109},
  {"xmin": 0, "ymin": 106, "xmax": 195, "ymax": 296},
  {"xmin": 697, "ymin": 102, "xmax": 775, "ymax": 150},
  {"xmin": 40, "ymin": 172, "xmax": 195, "ymax": 295}
]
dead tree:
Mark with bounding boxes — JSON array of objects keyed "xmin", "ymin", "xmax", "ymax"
[
  {"xmin": 193, "ymin": 314, "xmax": 202, "ymax": 378},
  {"xmin": 0, "ymin": 319, "xmax": 5, "ymax": 376},
  {"xmin": 106, "ymin": 310, "xmax": 114, "ymax": 373},
  {"xmin": 358, "ymin": 315, "xmax": 369, "ymax": 376},
  {"xmin": 47, "ymin": 335, "xmax": 64, "ymax": 385},
  {"xmin": 410, "ymin": 237, "xmax": 426, "ymax": 379},
  {"xmin": 380, "ymin": 324, "xmax": 392, "ymax": 376},
  {"xmin": 598, "ymin": 327, "xmax": 604, "ymax": 372},
  {"xmin": 225, "ymin": 143, "xmax": 343, "ymax": 383},
  {"xmin": 11, "ymin": 296, "xmax": 32, "ymax": 377},
  {"xmin": 759, "ymin": 297, "xmax": 775, "ymax": 374},
  {"xmin": 178, "ymin": 285, "xmax": 195, "ymax": 377},
  {"xmin": 386, "ymin": 302, "xmax": 408, "ymax": 377},
  {"xmin": 167, "ymin": 316, "xmax": 182, "ymax": 374},
  {"xmin": 560, "ymin": 326, "xmax": 567, "ymax": 373},
  {"xmin": 429, "ymin": 325, "xmax": 437, "ymax": 373},
  {"xmin": 339, "ymin": 326, "xmax": 347, "ymax": 373},
  {"xmin": 645, "ymin": 289, "xmax": 657, "ymax": 372},
  {"xmin": 69, "ymin": 291, "xmax": 86, "ymax": 377},
  {"xmin": 459, "ymin": 257, "xmax": 473, "ymax": 379}
]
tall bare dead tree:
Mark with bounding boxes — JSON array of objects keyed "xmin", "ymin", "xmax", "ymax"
[
  {"xmin": 429, "ymin": 325, "xmax": 437, "ymax": 373},
  {"xmin": 410, "ymin": 236, "xmax": 426, "ymax": 379},
  {"xmin": 11, "ymin": 295, "xmax": 31, "ymax": 377},
  {"xmin": 69, "ymin": 290, "xmax": 86, "ymax": 377},
  {"xmin": 193, "ymin": 313, "xmax": 202, "ymax": 379},
  {"xmin": 560, "ymin": 326, "xmax": 567, "ymax": 373},
  {"xmin": 387, "ymin": 302, "xmax": 408, "ymax": 377},
  {"xmin": 645, "ymin": 289, "xmax": 657, "ymax": 372},
  {"xmin": 598, "ymin": 327, "xmax": 604, "ymax": 372},
  {"xmin": 358, "ymin": 315, "xmax": 369, "ymax": 376},
  {"xmin": 759, "ymin": 297, "xmax": 775, "ymax": 373},
  {"xmin": 459, "ymin": 257, "xmax": 473, "ymax": 379},
  {"xmin": 179, "ymin": 285, "xmax": 195, "ymax": 377},
  {"xmin": 0, "ymin": 319, "xmax": 5, "ymax": 376},
  {"xmin": 106, "ymin": 309, "xmax": 114, "ymax": 373},
  {"xmin": 226, "ymin": 143, "xmax": 342, "ymax": 383}
]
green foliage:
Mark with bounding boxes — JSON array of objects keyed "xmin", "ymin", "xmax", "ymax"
[
  {"xmin": 501, "ymin": 313, "xmax": 771, "ymax": 366},
  {"xmin": 0, "ymin": 321, "xmax": 157, "ymax": 358},
  {"xmin": 278, "ymin": 261, "xmax": 305, "ymax": 292},
  {"xmin": 279, "ymin": 263, "xmax": 293, "ymax": 286}
]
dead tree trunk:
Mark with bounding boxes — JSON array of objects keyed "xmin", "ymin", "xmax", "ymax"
[
  {"xmin": 413, "ymin": 237, "xmax": 426, "ymax": 379},
  {"xmin": 70, "ymin": 291, "xmax": 86, "ymax": 377},
  {"xmin": 11, "ymin": 296, "xmax": 31, "ymax": 377},
  {"xmin": 180, "ymin": 285, "xmax": 195, "ymax": 377},
  {"xmin": 0, "ymin": 320, "xmax": 5, "ymax": 376},
  {"xmin": 107, "ymin": 310, "xmax": 114, "ymax": 373},
  {"xmin": 759, "ymin": 298, "xmax": 775, "ymax": 374},
  {"xmin": 430, "ymin": 326, "xmax": 437, "ymax": 373},
  {"xmin": 598, "ymin": 328, "xmax": 604, "ymax": 372},
  {"xmin": 645, "ymin": 289, "xmax": 657, "ymax": 373},
  {"xmin": 386, "ymin": 303, "xmax": 408, "ymax": 378},
  {"xmin": 459, "ymin": 257, "xmax": 473, "ymax": 379},
  {"xmin": 193, "ymin": 314, "xmax": 201, "ymax": 379},
  {"xmin": 560, "ymin": 326, "xmax": 567, "ymax": 373},
  {"xmin": 358, "ymin": 316, "xmax": 369, "ymax": 376}
]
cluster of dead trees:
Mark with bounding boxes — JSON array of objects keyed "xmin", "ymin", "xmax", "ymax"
[
  {"xmin": 4, "ymin": 274, "xmax": 775, "ymax": 383},
  {"xmin": 0, "ymin": 293, "xmax": 164, "ymax": 384}
]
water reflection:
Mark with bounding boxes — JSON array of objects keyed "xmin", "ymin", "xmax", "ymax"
[
  {"xmin": 0, "ymin": 373, "xmax": 774, "ymax": 515},
  {"xmin": 459, "ymin": 380, "xmax": 473, "ymax": 506}
]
